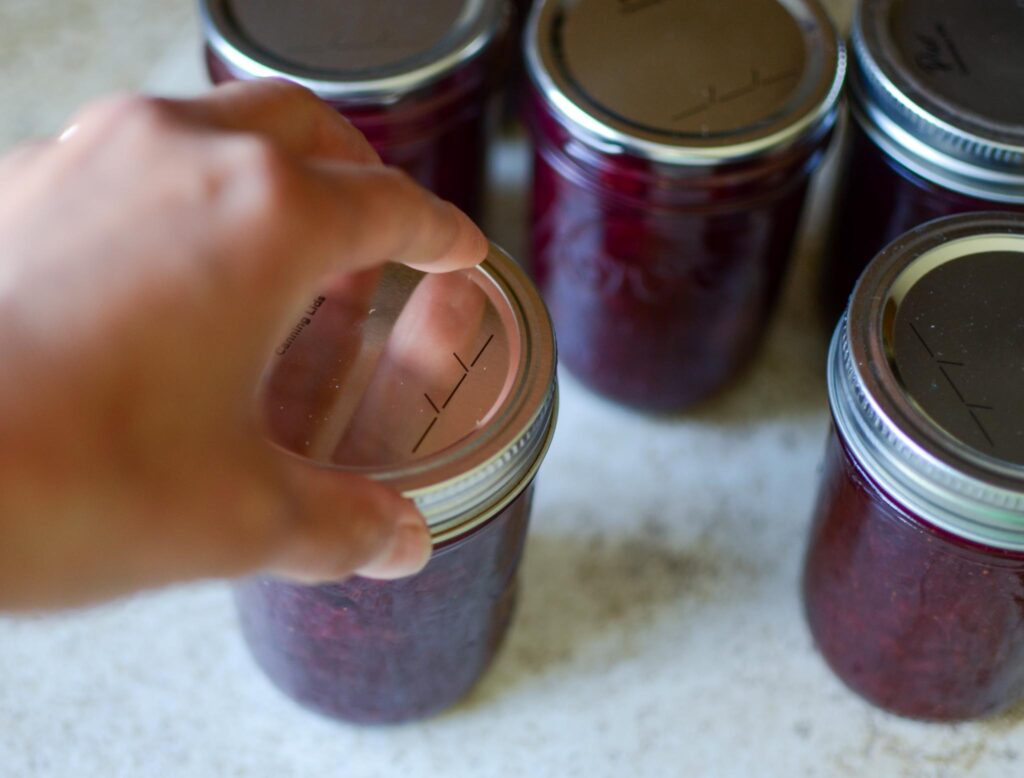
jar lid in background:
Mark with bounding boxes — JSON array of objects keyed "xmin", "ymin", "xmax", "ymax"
[
  {"xmin": 525, "ymin": 0, "xmax": 845, "ymax": 165},
  {"xmin": 852, "ymin": 0, "xmax": 1024, "ymax": 202},
  {"xmin": 199, "ymin": 0, "xmax": 507, "ymax": 103},
  {"xmin": 262, "ymin": 245, "xmax": 557, "ymax": 543},
  {"xmin": 831, "ymin": 212, "xmax": 1024, "ymax": 550}
]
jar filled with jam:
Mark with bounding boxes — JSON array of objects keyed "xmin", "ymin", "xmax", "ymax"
[
  {"xmin": 235, "ymin": 245, "xmax": 558, "ymax": 724},
  {"xmin": 524, "ymin": 0, "xmax": 844, "ymax": 411},
  {"xmin": 199, "ymin": 0, "xmax": 509, "ymax": 221},
  {"xmin": 821, "ymin": 0, "xmax": 1024, "ymax": 322},
  {"xmin": 804, "ymin": 212, "xmax": 1024, "ymax": 721}
]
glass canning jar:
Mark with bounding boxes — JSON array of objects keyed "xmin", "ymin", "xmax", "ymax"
[
  {"xmin": 804, "ymin": 212, "xmax": 1024, "ymax": 721},
  {"xmin": 199, "ymin": 0, "xmax": 509, "ymax": 222},
  {"xmin": 524, "ymin": 0, "xmax": 844, "ymax": 411},
  {"xmin": 821, "ymin": 0, "xmax": 1024, "ymax": 323},
  {"xmin": 235, "ymin": 245, "xmax": 558, "ymax": 724}
]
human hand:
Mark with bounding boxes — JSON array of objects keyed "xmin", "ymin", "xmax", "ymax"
[{"xmin": 0, "ymin": 80, "xmax": 488, "ymax": 610}]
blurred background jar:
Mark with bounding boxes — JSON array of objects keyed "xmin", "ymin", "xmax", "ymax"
[
  {"xmin": 805, "ymin": 212, "xmax": 1024, "ymax": 721},
  {"xmin": 200, "ymin": 0, "xmax": 510, "ymax": 221},
  {"xmin": 524, "ymin": 0, "xmax": 844, "ymax": 412},
  {"xmin": 820, "ymin": 0, "xmax": 1024, "ymax": 323},
  {"xmin": 235, "ymin": 245, "xmax": 558, "ymax": 724}
]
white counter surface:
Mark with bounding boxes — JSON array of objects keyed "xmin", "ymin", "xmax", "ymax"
[{"xmin": 2, "ymin": 2, "xmax": 1022, "ymax": 776}]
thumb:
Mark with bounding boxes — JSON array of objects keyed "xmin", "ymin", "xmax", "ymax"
[{"xmin": 266, "ymin": 459, "xmax": 433, "ymax": 583}]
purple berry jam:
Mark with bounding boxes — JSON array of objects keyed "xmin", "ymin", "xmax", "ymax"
[
  {"xmin": 804, "ymin": 432, "xmax": 1024, "ymax": 721},
  {"xmin": 528, "ymin": 94, "xmax": 818, "ymax": 411},
  {"xmin": 524, "ymin": 0, "xmax": 843, "ymax": 411},
  {"xmin": 804, "ymin": 212, "xmax": 1024, "ymax": 721},
  {"xmin": 236, "ymin": 486, "xmax": 534, "ymax": 724}
]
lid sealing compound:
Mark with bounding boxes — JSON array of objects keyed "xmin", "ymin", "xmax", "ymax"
[
  {"xmin": 525, "ymin": 0, "xmax": 845, "ymax": 165},
  {"xmin": 831, "ymin": 212, "xmax": 1024, "ymax": 550},
  {"xmin": 261, "ymin": 245, "xmax": 557, "ymax": 543},
  {"xmin": 200, "ymin": 0, "xmax": 506, "ymax": 103},
  {"xmin": 850, "ymin": 0, "xmax": 1024, "ymax": 202}
]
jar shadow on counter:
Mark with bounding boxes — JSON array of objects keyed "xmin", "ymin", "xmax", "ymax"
[{"xmin": 453, "ymin": 520, "xmax": 763, "ymax": 710}]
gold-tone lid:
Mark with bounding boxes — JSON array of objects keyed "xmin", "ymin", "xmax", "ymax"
[
  {"xmin": 261, "ymin": 246, "xmax": 557, "ymax": 541},
  {"xmin": 526, "ymin": 0, "xmax": 844, "ymax": 164}
]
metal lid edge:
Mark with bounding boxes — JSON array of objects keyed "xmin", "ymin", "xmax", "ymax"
[
  {"xmin": 830, "ymin": 216, "xmax": 1024, "ymax": 550},
  {"xmin": 523, "ymin": 0, "xmax": 846, "ymax": 166},
  {"xmin": 199, "ymin": 0, "xmax": 505, "ymax": 103}
]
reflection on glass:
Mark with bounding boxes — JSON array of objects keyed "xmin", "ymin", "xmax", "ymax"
[{"xmin": 262, "ymin": 264, "xmax": 512, "ymax": 468}]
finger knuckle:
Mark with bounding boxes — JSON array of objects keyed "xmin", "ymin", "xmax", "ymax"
[{"xmin": 226, "ymin": 138, "xmax": 301, "ymax": 224}]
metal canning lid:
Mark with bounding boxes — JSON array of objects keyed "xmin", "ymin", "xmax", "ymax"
[
  {"xmin": 851, "ymin": 0, "xmax": 1024, "ymax": 203},
  {"xmin": 525, "ymin": 0, "xmax": 845, "ymax": 166},
  {"xmin": 199, "ymin": 0, "xmax": 506, "ymax": 103},
  {"xmin": 261, "ymin": 245, "xmax": 558, "ymax": 544},
  {"xmin": 830, "ymin": 212, "xmax": 1024, "ymax": 550}
]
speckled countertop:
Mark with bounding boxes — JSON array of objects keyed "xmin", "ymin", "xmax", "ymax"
[{"xmin": 1, "ymin": 1, "xmax": 1022, "ymax": 776}]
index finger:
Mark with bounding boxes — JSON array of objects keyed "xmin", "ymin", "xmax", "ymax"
[{"xmin": 244, "ymin": 158, "xmax": 489, "ymax": 291}]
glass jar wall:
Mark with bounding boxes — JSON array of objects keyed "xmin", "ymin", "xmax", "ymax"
[
  {"xmin": 234, "ymin": 247, "xmax": 557, "ymax": 724},
  {"xmin": 804, "ymin": 213, "xmax": 1024, "ymax": 721},
  {"xmin": 524, "ymin": 0, "xmax": 844, "ymax": 412},
  {"xmin": 236, "ymin": 486, "xmax": 536, "ymax": 724}
]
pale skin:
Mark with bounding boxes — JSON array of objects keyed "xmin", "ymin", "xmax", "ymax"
[{"xmin": 0, "ymin": 80, "xmax": 489, "ymax": 611}]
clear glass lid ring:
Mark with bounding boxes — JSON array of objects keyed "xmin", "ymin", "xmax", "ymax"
[
  {"xmin": 831, "ymin": 212, "xmax": 1024, "ymax": 549},
  {"xmin": 260, "ymin": 244, "xmax": 557, "ymax": 538}
]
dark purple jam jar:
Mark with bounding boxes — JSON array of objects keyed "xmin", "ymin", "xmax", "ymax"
[
  {"xmin": 199, "ymin": 0, "xmax": 509, "ymax": 221},
  {"xmin": 804, "ymin": 212, "xmax": 1024, "ymax": 721},
  {"xmin": 821, "ymin": 0, "xmax": 1024, "ymax": 322},
  {"xmin": 523, "ymin": 0, "xmax": 844, "ymax": 411},
  {"xmin": 236, "ymin": 245, "xmax": 557, "ymax": 724}
]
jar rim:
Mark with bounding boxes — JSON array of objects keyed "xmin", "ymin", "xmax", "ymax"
[
  {"xmin": 524, "ymin": 0, "xmax": 845, "ymax": 166},
  {"xmin": 850, "ymin": 0, "xmax": 1024, "ymax": 200},
  {"xmin": 199, "ymin": 0, "xmax": 506, "ymax": 104},
  {"xmin": 831, "ymin": 212, "xmax": 1024, "ymax": 550}
]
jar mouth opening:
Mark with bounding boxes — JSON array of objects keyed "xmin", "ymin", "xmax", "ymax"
[
  {"xmin": 832, "ymin": 212, "xmax": 1024, "ymax": 549},
  {"xmin": 524, "ymin": 0, "xmax": 844, "ymax": 166},
  {"xmin": 199, "ymin": 0, "xmax": 505, "ymax": 103},
  {"xmin": 258, "ymin": 245, "xmax": 557, "ymax": 538}
]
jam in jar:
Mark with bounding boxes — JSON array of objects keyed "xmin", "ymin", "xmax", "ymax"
[
  {"xmin": 236, "ymin": 245, "xmax": 558, "ymax": 724},
  {"xmin": 821, "ymin": 0, "xmax": 1024, "ymax": 322},
  {"xmin": 804, "ymin": 212, "xmax": 1024, "ymax": 721},
  {"xmin": 199, "ymin": 0, "xmax": 509, "ymax": 221},
  {"xmin": 524, "ymin": 0, "xmax": 844, "ymax": 411}
]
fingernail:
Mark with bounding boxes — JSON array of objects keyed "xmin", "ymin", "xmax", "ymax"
[{"xmin": 356, "ymin": 507, "xmax": 432, "ymax": 580}]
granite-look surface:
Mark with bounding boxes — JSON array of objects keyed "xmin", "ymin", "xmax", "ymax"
[{"xmin": 2, "ymin": 1, "xmax": 1023, "ymax": 776}]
